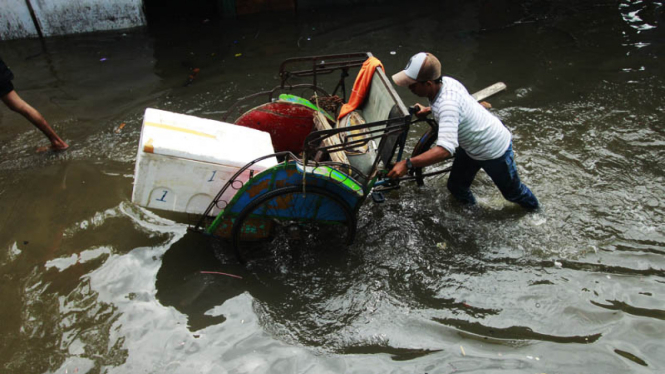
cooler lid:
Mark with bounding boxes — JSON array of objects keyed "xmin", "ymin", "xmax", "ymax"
[{"xmin": 140, "ymin": 108, "xmax": 277, "ymax": 169}]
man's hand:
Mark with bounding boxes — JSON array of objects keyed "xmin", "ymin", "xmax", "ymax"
[
  {"xmin": 387, "ymin": 160, "xmax": 409, "ymax": 180},
  {"xmin": 387, "ymin": 147, "xmax": 452, "ymax": 180},
  {"xmin": 413, "ymin": 103, "xmax": 432, "ymax": 119}
]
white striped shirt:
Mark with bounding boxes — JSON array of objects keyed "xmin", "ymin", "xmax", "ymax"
[{"xmin": 430, "ymin": 77, "xmax": 511, "ymax": 160}]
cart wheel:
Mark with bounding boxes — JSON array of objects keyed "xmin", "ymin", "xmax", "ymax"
[
  {"xmin": 231, "ymin": 185, "xmax": 357, "ymax": 263},
  {"xmin": 411, "ymin": 126, "xmax": 438, "ymax": 186}
]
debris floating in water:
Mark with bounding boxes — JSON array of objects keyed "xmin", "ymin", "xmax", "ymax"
[
  {"xmin": 184, "ymin": 68, "xmax": 201, "ymax": 86},
  {"xmin": 390, "ymin": 51, "xmax": 396, "ymax": 55},
  {"xmin": 200, "ymin": 271, "xmax": 243, "ymax": 279},
  {"xmin": 114, "ymin": 123, "xmax": 126, "ymax": 133},
  {"xmin": 460, "ymin": 345, "xmax": 466, "ymax": 356},
  {"xmin": 554, "ymin": 260, "xmax": 563, "ymax": 268}
]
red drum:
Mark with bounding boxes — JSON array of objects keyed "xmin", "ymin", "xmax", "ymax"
[{"xmin": 235, "ymin": 101, "xmax": 315, "ymax": 154}]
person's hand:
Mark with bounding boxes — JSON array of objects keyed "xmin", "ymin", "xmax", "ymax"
[
  {"xmin": 480, "ymin": 101, "xmax": 492, "ymax": 109},
  {"xmin": 387, "ymin": 160, "xmax": 408, "ymax": 179},
  {"xmin": 413, "ymin": 103, "xmax": 431, "ymax": 119}
]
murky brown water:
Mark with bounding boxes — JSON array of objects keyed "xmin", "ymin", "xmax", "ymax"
[{"xmin": 1, "ymin": 1, "xmax": 664, "ymax": 373}]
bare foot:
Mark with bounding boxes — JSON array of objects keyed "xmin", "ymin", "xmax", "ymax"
[
  {"xmin": 36, "ymin": 142, "xmax": 69, "ymax": 153},
  {"xmin": 51, "ymin": 142, "xmax": 69, "ymax": 152}
]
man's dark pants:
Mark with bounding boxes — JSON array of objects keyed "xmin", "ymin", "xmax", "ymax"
[
  {"xmin": 0, "ymin": 57, "xmax": 15, "ymax": 97},
  {"xmin": 446, "ymin": 143, "xmax": 539, "ymax": 210}
]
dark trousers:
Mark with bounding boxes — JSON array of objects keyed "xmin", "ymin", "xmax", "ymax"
[
  {"xmin": 447, "ymin": 144, "xmax": 539, "ymax": 210},
  {"xmin": 0, "ymin": 57, "xmax": 14, "ymax": 97}
]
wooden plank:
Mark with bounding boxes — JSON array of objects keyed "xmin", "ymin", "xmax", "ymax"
[{"xmin": 471, "ymin": 82, "xmax": 507, "ymax": 102}]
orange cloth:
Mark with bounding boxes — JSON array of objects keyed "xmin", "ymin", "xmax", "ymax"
[{"xmin": 337, "ymin": 57, "xmax": 384, "ymax": 120}]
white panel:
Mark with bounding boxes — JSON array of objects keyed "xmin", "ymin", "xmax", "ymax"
[
  {"xmin": 134, "ymin": 154, "xmax": 259, "ymax": 216},
  {"xmin": 0, "ymin": 0, "xmax": 39, "ymax": 40}
]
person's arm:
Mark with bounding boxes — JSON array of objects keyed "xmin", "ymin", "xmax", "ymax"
[
  {"xmin": 2, "ymin": 90, "xmax": 69, "ymax": 151},
  {"xmin": 387, "ymin": 145, "xmax": 451, "ymax": 179}
]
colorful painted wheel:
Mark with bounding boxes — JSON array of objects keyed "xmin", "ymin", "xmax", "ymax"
[{"xmin": 231, "ymin": 185, "xmax": 356, "ymax": 263}]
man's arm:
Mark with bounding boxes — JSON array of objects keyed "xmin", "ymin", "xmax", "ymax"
[{"xmin": 387, "ymin": 145, "xmax": 451, "ymax": 179}]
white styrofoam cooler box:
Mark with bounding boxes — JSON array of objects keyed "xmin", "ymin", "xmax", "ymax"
[{"xmin": 132, "ymin": 108, "xmax": 278, "ymax": 216}]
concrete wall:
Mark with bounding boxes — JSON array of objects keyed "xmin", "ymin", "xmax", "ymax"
[
  {"xmin": 0, "ymin": 0, "xmax": 399, "ymax": 40},
  {"xmin": 1, "ymin": 0, "xmax": 146, "ymax": 40},
  {"xmin": 0, "ymin": 0, "xmax": 40, "ymax": 40}
]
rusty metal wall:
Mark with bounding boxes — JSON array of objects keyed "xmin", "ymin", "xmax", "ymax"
[{"xmin": 0, "ymin": 0, "xmax": 146, "ymax": 40}]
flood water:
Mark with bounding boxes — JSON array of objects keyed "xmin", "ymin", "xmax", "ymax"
[{"xmin": 1, "ymin": 1, "xmax": 664, "ymax": 373}]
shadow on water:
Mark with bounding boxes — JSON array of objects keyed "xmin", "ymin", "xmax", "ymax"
[
  {"xmin": 156, "ymin": 230, "xmax": 375, "ymax": 348},
  {"xmin": 156, "ymin": 233, "xmax": 246, "ymax": 332}
]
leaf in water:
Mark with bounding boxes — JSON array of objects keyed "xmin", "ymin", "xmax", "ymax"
[{"xmin": 614, "ymin": 349, "xmax": 648, "ymax": 367}]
